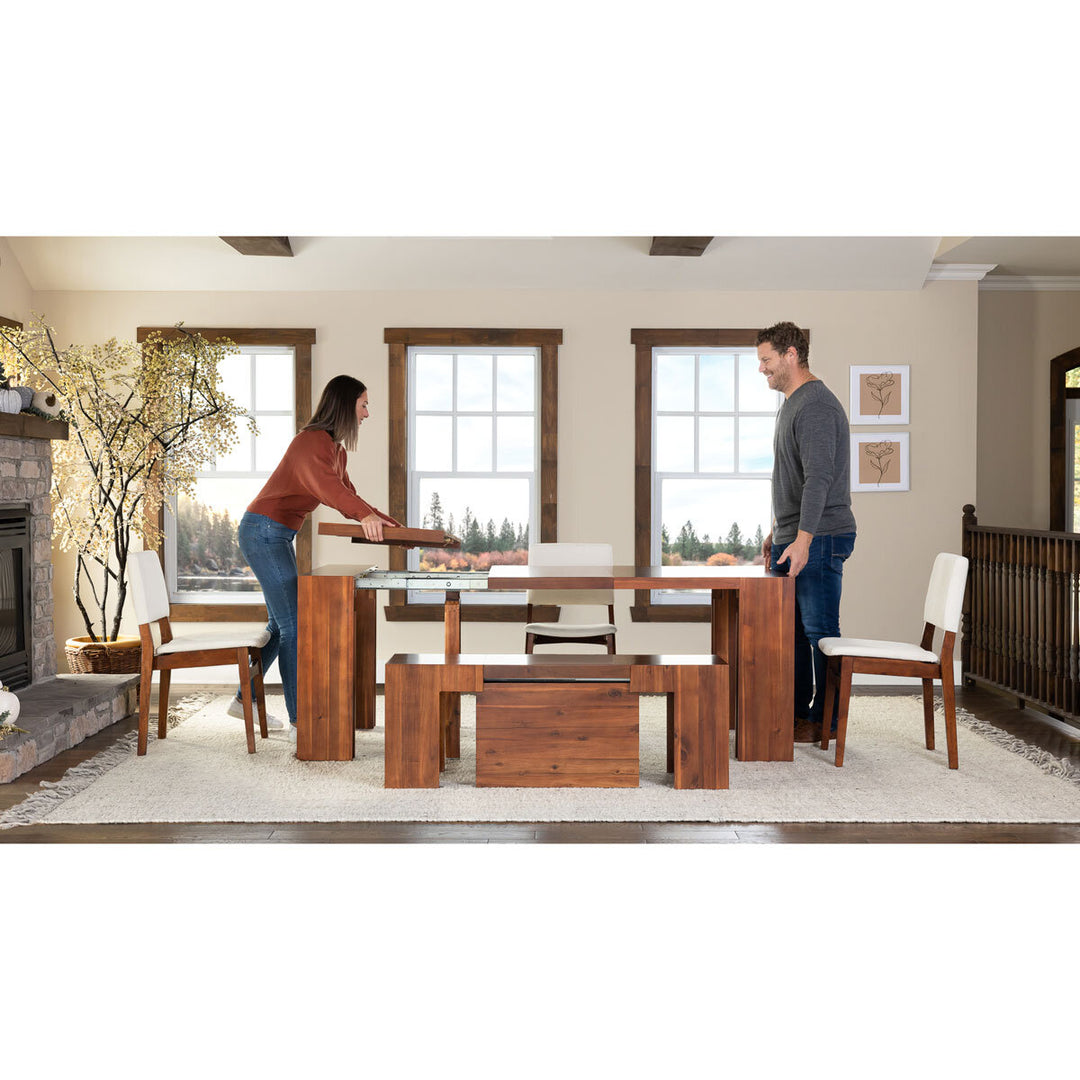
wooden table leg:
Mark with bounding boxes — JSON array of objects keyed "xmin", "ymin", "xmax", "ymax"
[
  {"xmin": 355, "ymin": 588, "xmax": 376, "ymax": 730},
  {"xmin": 726, "ymin": 577, "xmax": 795, "ymax": 762},
  {"xmin": 442, "ymin": 592, "xmax": 462, "ymax": 759},
  {"xmin": 298, "ymin": 574, "xmax": 357, "ymax": 761}
]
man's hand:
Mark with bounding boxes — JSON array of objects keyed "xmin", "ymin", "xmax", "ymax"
[
  {"xmin": 359, "ymin": 512, "xmax": 385, "ymax": 542},
  {"xmin": 777, "ymin": 530, "xmax": 813, "ymax": 578},
  {"xmin": 762, "ymin": 531, "xmax": 773, "ymax": 564}
]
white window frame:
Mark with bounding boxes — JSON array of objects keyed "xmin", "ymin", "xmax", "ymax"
[
  {"xmin": 406, "ymin": 344, "xmax": 539, "ymax": 604},
  {"xmin": 651, "ymin": 345, "xmax": 780, "ymax": 603},
  {"xmin": 164, "ymin": 344, "xmax": 296, "ymax": 605}
]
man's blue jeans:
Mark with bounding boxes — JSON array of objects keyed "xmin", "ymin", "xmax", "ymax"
[
  {"xmin": 771, "ymin": 533, "xmax": 856, "ymax": 731},
  {"xmin": 237, "ymin": 511, "xmax": 299, "ymax": 725}
]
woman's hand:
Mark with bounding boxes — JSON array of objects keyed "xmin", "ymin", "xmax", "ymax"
[{"xmin": 359, "ymin": 512, "xmax": 386, "ymax": 542}]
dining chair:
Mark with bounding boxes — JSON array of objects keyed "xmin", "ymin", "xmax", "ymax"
[
  {"xmin": 524, "ymin": 542, "xmax": 617, "ymax": 653},
  {"xmin": 818, "ymin": 552, "xmax": 969, "ymax": 768},
  {"xmin": 128, "ymin": 550, "xmax": 271, "ymax": 755}
]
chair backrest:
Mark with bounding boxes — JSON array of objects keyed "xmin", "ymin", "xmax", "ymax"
[
  {"xmin": 526, "ymin": 542, "xmax": 614, "ymax": 608},
  {"xmin": 923, "ymin": 552, "xmax": 969, "ymax": 633},
  {"xmin": 128, "ymin": 550, "xmax": 171, "ymax": 626}
]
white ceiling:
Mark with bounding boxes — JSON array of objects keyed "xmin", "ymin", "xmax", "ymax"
[{"xmin": 5, "ymin": 236, "xmax": 1080, "ymax": 293}]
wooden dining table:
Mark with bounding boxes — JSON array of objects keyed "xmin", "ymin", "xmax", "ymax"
[{"xmin": 297, "ymin": 557, "xmax": 795, "ymax": 764}]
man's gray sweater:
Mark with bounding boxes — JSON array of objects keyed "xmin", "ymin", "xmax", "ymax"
[{"xmin": 771, "ymin": 379, "xmax": 856, "ymax": 546}]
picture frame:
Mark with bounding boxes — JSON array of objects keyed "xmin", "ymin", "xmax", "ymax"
[
  {"xmin": 851, "ymin": 432, "xmax": 910, "ymax": 492},
  {"xmin": 849, "ymin": 364, "xmax": 909, "ymax": 424}
]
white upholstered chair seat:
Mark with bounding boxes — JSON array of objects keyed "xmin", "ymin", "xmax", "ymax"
[
  {"xmin": 818, "ymin": 637, "xmax": 937, "ymax": 664},
  {"xmin": 155, "ymin": 628, "xmax": 271, "ymax": 656},
  {"xmin": 524, "ymin": 621, "xmax": 617, "ymax": 639}
]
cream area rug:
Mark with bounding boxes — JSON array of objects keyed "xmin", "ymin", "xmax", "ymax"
[{"xmin": 3, "ymin": 693, "xmax": 1080, "ymax": 827}]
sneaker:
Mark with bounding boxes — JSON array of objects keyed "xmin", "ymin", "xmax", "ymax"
[
  {"xmin": 226, "ymin": 696, "xmax": 285, "ymax": 730},
  {"xmin": 288, "ymin": 723, "xmax": 297, "ymax": 743}
]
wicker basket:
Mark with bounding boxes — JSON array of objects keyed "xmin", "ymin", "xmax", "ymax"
[{"xmin": 65, "ymin": 635, "xmax": 143, "ymax": 674}]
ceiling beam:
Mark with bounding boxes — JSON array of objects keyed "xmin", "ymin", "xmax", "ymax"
[
  {"xmin": 220, "ymin": 237, "xmax": 294, "ymax": 257},
  {"xmin": 649, "ymin": 237, "xmax": 713, "ymax": 257}
]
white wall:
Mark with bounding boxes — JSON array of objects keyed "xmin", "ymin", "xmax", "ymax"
[
  {"xmin": 28, "ymin": 283, "xmax": 979, "ymax": 678},
  {"xmin": 977, "ymin": 289, "xmax": 1080, "ymax": 530},
  {"xmin": 0, "ymin": 238, "xmax": 33, "ymax": 322}
]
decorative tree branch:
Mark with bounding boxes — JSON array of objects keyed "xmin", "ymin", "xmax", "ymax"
[{"xmin": 0, "ymin": 318, "xmax": 254, "ymax": 641}]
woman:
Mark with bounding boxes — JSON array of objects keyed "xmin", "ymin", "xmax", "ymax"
[{"xmin": 229, "ymin": 375, "xmax": 400, "ymax": 738}]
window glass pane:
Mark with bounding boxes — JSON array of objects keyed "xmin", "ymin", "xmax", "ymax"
[
  {"xmin": 739, "ymin": 417, "xmax": 776, "ymax": 472},
  {"xmin": 457, "ymin": 416, "xmax": 492, "ymax": 471},
  {"xmin": 739, "ymin": 353, "xmax": 781, "ymax": 412},
  {"xmin": 219, "ymin": 358, "xmax": 252, "ymax": 411},
  {"xmin": 656, "ymin": 416, "xmax": 694, "ymax": 472},
  {"xmin": 254, "ymin": 416, "xmax": 296, "ymax": 472},
  {"xmin": 497, "ymin": 354, "xmax": 534, "ymax": 411},
  {"xmin": 415, "ymin": 353, "xmax": 452, "ymax": 411},
  {"xmin": 176, "ymin": 478, "xmax": 266, "ymax": 594},
  {"xmin": 497, "ymin": 416, "xmax": 533, "ymax": 472},
  {"xmin": 415, "ymin": 415, "xmax": 452, "ymax": 471},
  {"xmin": 214, "ymin": 431, "xmax": 253, "ymax": 473},
  {"xmin": 659, "ymin": 478, "xmax": 771, "ymax": 567},
  {"xmin": 698, "ymin": 354, "xmax": 735, "ymax": 412},
  {"xmin": 254, "ymin": 353, "xmax": 294, "ymax": 411},
  {"xmin": 698, "ymin": 417, "xmax": 735, "ymax": 472},
  {"xmin": 457, "ymin": 354, "xmax": 493, "ymax": 411},
  {"xmin": 655, "ymin": 353, "xmax": 695, "ymax": 412},
  {"xmin": 416, "ymin": 477, "xmax": 530, "ymax": 569}
]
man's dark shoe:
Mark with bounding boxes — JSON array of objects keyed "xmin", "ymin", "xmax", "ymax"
[{"xmin": 793, "ymin": 719, "xmax": 822, "ymax": 743}]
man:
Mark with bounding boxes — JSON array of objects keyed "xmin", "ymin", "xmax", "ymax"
[{"xmin": 757, "ymin": 321, "xmax": 856, "ymax": 743}]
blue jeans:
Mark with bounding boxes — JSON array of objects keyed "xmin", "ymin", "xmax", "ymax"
[
  {"xmin": 237, "ymin": 511, "xmax": 299, "ymax": 725},
  {"xmin": 771, "ymin": 533, "xmax": 856, "ymax": 731}
]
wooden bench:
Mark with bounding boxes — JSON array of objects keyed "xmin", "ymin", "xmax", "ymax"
[{"xmin": 384, "ymin": 653, "xmax": 729, "ymax": 790}]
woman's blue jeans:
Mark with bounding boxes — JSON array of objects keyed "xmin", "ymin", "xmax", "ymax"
[
  {"xmin": 237, "ymin": 511, "xmax": 299, "ymax": 725},
  {"xmin": 771, "ymin": 533, "xmax": 856, "ymax": 731}
]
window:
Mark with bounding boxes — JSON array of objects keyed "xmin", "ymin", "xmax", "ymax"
[
  {"xmin": 631, "ymin": 328, "xmax": 790, "ymax": 620},
  {"xmin": 138, "ymin": 327, "xmax": 315, "ymax": 622},
  {"xmin": 385, "ymin": 327, "xmax": 561, "ymax": 621}
]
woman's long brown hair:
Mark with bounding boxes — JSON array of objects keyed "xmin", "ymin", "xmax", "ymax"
[{"xmin": 303, "ymin": 374, "xmax": 366, "ymax": 451}]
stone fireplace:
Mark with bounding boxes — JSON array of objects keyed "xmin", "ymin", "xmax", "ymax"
[{"xmin": 0, "ymin": 415, "xmax": 138, "ymax": 782}]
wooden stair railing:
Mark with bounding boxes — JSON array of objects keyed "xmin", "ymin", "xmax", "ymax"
[{"xmin": 962, "ymin": 503, "xmax": 1080, "ymax": 725}]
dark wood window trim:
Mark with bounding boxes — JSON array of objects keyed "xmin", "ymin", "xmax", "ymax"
[
  {"xmin": 1049, "ymin": 345, "xmax": 1080, "ymax": 531},
  {"xmin": 630, "ymin": 327, "xmax": 807, "ymax": 622},
  {"xmin": 383, "ymin": 327, "xmax": 561, "ymax": 623},
  {"xmin": 138, "ymin": 326, "xmax": 315, "ymax": 622}
]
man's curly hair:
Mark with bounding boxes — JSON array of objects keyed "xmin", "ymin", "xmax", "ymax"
[{"xmin": 756, "ymin": 322, "xmax": 809, "ymax": 367}]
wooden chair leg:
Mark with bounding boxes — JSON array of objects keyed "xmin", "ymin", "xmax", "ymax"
[
  {"xmin": 820, "ymin": 658, "xmax": 837, "ymax": 750},
  {"xmin": 137, "ymin": 651, "xmax": 153, "ymax": 756},
  {"xmin": 665, "ymin": 694, "xmax": 675, "ymax": 773},
  {"xmin": 942, "ymin": 663, "xmax": 959, "ymax": 770},
  {"xmin": 525, "ymin": 633, "xmax": 535, "ymax": 654},
  {"xmin": 237, "ymin": 648, "xmax": 257, "ymax": 754},
  {"xmin": 251, "ymin": 651, "xmax": 268, "ymax": 739},
  {"xmin": 606, "ymin": 633, "xmax": 616, "ymax": 655},
  {"xmin": 922, "ymin": 677, "xmax": 936, "ymax": 750},
  {"xmin": 157, "ymin": 668, "xmax": 171, "ymax": 740},
  {"xmin": 834, "ymin": 657, "xmax": 854, "ymax": 767}
]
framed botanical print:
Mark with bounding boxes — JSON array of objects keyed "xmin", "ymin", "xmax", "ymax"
[
  {"xmin": 851, "ymin": 432, "xmax": 910, "ymax": 492},
  {"xmin": 850, "ymin": 364, "xmax": 909, "ymax": 424}
]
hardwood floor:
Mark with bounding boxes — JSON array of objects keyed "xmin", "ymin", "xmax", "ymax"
[{"xmin": 2, "ymin": 682, "xmax": 1078, "ymax": 843}]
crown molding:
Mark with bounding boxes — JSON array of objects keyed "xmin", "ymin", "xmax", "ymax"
[
  {"xmin": 979, "ymin": 275, "xmax": 1080, "ymax": 291},
  {"xmin": 924, "ymin": 263, "xmax": 998, "ymax": 282}
]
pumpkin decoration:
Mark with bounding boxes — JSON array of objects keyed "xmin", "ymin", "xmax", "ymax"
[
  {"xmin": 11, "ymin": 386, "xmax": 34, "ymax": 410},
  {"xmin": 0, "ymin": 388, "xmax": 22, "ymax": 414},
  {"xmin": 32, "ymin": 389, "xmax": 62, "ymax": 416},
  {"xmin": 0, "ymin": 684, "xmax": 20, "ymax": 727}
]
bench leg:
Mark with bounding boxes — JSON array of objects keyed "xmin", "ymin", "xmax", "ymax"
[
  {"xmin": 671, "ymin": 666, "xmax": 729, "ymax": 790},
  {"xmin": 385, "ymin": 663, "xmax": 442, "ymax": 788}
]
